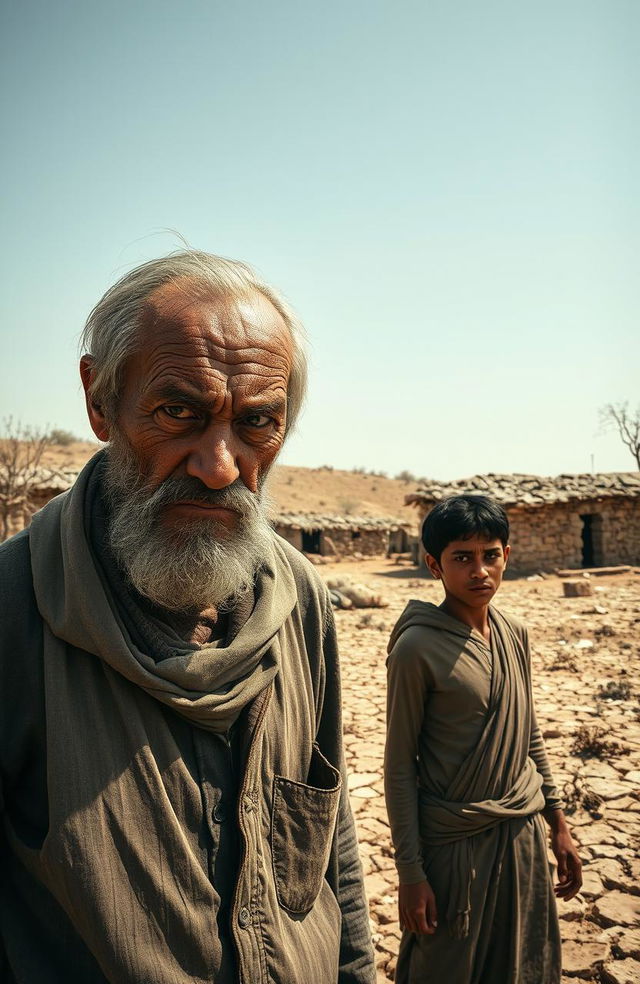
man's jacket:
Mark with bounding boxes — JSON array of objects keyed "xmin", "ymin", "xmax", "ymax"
[{"xmin": 0, "ymin": 459, "xmax": 375, "ymax": 984}]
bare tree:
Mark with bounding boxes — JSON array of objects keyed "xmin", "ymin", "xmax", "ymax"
[
  {"xmin": 599, "ymin": 402, "xmax": 640, "ymax": 470},
  {"xmin": 0, "ymin": 418, "xmax": 51, "ymax": 541}
]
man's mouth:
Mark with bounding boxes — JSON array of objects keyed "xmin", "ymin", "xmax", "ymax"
[
  {"xmin": 469, "ymin": 584, "xmax": 492, "ymax": 592},
  {"xmin": 165, "ymin": 501, "xmax": 240, "ymax": 519}
]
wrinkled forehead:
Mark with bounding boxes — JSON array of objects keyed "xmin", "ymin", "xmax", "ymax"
[{"xmin": 137, "ymin": 276, "xmax": 292, "ymax": 355}]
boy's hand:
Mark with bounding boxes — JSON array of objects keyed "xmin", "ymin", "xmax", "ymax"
[
  {"xmin": 547, "ymin": 810, "xmax": 583, "ymax": 901},
  {"xmin": 398, "ymin": 880, "xmax": 438, "ymax": 935}
]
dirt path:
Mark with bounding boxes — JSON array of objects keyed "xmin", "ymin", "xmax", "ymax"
[{"xmin": 327, "ymin": 558, "xmax": 640, "ymax": 983}]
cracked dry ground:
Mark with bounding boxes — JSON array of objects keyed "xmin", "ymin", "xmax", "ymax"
[{"xmin": 327, "ymin": 559, "xmax": 640, "ymax": 984}]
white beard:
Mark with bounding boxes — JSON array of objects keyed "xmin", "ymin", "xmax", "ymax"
[{"xmin": 103, "ymin": 432, "xmax": 274, "ymax": 613}]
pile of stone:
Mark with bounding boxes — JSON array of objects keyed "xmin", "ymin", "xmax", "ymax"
[{"xmin": 406, "ymin": 472, "xmax": 640, "ymax": 509}]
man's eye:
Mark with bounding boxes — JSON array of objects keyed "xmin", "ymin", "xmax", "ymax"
[
  {"xmin": 161, "ymin": 405, "xmax": 197, "ymax": 420},
  {"xmin": 242, "ymin": 413, "xmax": 273, "ymax": 429}
]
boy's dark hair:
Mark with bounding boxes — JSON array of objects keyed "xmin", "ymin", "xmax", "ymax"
[{"xmin": 421, "ymin": 494, "xmax": 509, "ymax": 562}]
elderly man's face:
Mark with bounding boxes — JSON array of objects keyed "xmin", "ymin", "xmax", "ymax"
[
  {"xmin": 81, "ymin": 281, "xmax": 294, "ymax": 611},
  {"xmin": 112, "ymin": 281, "xmax": 291, "ymax": 529}
]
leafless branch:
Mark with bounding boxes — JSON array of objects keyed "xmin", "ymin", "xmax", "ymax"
[{"xmin": 598, "ymin": 402, "xmax": 640, "ymax": 470}]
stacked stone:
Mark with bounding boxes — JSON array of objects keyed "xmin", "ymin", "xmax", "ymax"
[
  {"xmin": 405, "ymin": 473, "xmax": 640, "ymax": 574},
  {"xmin": 274, "ymin": 513, "xmax": 411, "ymax": 559}
]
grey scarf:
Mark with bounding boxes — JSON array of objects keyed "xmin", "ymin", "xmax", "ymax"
[{"xmin": 29, "ymin": 452, "xmax": 297, "ymax": 733}]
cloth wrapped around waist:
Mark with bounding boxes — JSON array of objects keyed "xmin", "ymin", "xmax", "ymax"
[{"xmin": 419, "ymin": 758, "xmax": 546, "ymax": 937}]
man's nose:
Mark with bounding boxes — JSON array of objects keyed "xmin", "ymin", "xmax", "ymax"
[{"xmin": 184, "ymin": 423, "xmax": 241, "ymax": 489}]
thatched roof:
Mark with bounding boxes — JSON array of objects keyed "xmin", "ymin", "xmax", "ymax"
[{"xmin": 405, "ymin": 472, "xmax": 640, "ymax": 510}]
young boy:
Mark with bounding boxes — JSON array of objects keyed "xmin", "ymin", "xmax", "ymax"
[{"xmin": 384, "ymin": 495, "xmax": 581, "ymax": 983}]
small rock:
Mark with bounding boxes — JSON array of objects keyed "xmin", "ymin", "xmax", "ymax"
[
  {"xmin": 561, "ymin": 939, "xmax": 611, "ymax": 976},
  {"xmin": 564, "ymin": 580, "xmax": 593, "ymax": 598},
  {"xmin": 581, "ymin": 868, "xmax": 605, "ymax": 898},
  {"xmin": 558, "ymin": 894, "xmax": 587, "ymax": 921},
  {"xmin": 587, "ymin": 778, "xmax": 637, "ymax": 802},
  {"xmin": 593, "ymin": 891, "xmax": 640, "ymax": 928},
  {"xmin": 600, "ymin": 926, "xmax": 640, "ymax": 960},
  {"xmin": 600, "ymin": 957, "xmax": 640, "ymax": 983}
]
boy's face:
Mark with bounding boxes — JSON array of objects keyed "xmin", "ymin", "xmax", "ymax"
[{"xmin": 426, "ymin": 536, "xmax": 510, "ymax": 608}]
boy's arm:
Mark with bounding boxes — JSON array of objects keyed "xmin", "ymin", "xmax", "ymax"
[
  {"xmin": 529, "ymin": 713, "xmax": 564, "ymax": 810},
  {"xmin": 384, "ymin": 635, "xmax": 431, "ymax": 886}
]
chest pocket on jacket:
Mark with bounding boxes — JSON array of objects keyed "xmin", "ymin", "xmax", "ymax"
[{"xmin": 270, "ymin": 744, "xmax": 341, "ymax": 914}]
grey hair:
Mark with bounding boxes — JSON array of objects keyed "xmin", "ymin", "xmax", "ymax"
[{"xmin": 80, "ymin": 250, "xmax": 308, "ymax": 436}]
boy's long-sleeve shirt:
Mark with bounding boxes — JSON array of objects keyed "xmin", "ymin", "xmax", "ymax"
[{"xmin": 384, "ymin": 601, "xmax": 563, "ymax": 886}]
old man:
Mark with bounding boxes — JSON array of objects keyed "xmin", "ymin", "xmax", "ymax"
[{"xmin": 0, "ymin": 252, "xmax": 375, "ymax": 984}]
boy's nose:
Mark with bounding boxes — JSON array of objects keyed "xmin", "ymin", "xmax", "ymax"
[{"xmin": 470, "ymin": 561, "xmax": 489, "ymax": 578}]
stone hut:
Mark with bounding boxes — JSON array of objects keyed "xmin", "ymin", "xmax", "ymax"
[
  {"xmin": 405, "ymin": 472, "xmax": 640, "ymax": 575},
  {"xmin": 0, "ymin": 467, "xmax": 77, "ymax": 541},
  {"xmin": 273, "ymin": 512, "xmax": 413, "ymax": 559}
]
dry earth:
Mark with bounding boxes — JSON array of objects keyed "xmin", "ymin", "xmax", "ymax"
[{"xmin": 325, "ymin": 557, "xmax": 640, "ymax": 984}]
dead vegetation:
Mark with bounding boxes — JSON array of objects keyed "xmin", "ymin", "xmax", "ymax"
[
  {"xmin": 562, "ymin": 773, "xmax": 604, "ymax": 817},
  {"xmin": 549, "ymin": 649, "xmax": 579, "ymax": 673},
  {"xmin": 597, "ymin": 680, "xmax": 633, "ymax": 702},
  {"xmin": 0, "ymin": 419, "xmax": 51, "ymax": 541},
  {"xmin": 570, "ymin": 725, "xmax": 622, "ymax": 759}
]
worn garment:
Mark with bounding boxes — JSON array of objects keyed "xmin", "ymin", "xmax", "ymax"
[
  {"xmin": 384, "ymin": 601, "xmax": 562, "ymax": 983},
  {"xmin": 0, "ymin": 453, "xmax": 375, "ymax": 984}
]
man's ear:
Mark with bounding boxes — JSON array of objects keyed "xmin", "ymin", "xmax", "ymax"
[
  {"xmin": 79, "ymin": 356, "xmax": 110, "ymax": 442},
  {"xmin": 503, "ymin": 544, "xmax": 511, "ymax": 568},
  {"xmin": 425, "ymin": 552, "xmax": 442, "ymax": 580}
]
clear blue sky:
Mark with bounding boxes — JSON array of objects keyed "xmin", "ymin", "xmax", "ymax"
[{"xmin": 1, "ymin": 0, "xmax": 638, "ymax": 480}]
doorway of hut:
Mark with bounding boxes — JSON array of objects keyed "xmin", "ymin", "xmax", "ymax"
[
  {"xmin": 301, "ymin": 529, "xmax": 322, "ymax": 554},
  {"xmin": 580, "ymin": 513, "xmax": 603, "ymax": 567}
]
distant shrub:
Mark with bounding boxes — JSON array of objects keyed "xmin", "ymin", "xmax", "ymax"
[
  {"xmin": 339, "ymin": 497, "xmax": 359, "ymax": 515},
  {"xmin": 395, "ymin": 469, "xmax": 416, "ymax": 483},
  {"xmin": 48, "ymin": 428, "xmax": 77, "ymax": 446}
]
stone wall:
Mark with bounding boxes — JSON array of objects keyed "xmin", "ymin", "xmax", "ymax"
[
  {"xmin": 415, "ymin": 496, "xmax": 640, "ymax": 574},
  {"xmin": 323, "ymin": 527, "xmax": 389, "ymax": 558},
  {"xmin": 273, "ymin": 523, "xmax": 390, "ymax": 558}
]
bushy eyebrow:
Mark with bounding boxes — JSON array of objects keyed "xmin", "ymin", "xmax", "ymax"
[{"xmin": 148, "ymin": 382, "xmax": 287, "ymax": 417}]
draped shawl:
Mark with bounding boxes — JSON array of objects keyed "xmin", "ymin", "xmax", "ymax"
[
  {"xmin": 29, "ymin": 452, "xmax": 297, "ymax": 734},
  {"xmin": 387, "ymin": 603, "xmax": 545, "ymax": 938}
]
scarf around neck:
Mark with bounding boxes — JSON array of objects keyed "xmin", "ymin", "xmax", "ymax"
[{"xmin": 29, "ymin": 451, "xmax": 297, "ymax": 734}]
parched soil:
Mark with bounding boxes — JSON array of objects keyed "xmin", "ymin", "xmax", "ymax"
[{"xmin": 328, "ymin": 558, "xmax": 640, "ymax": 983}]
